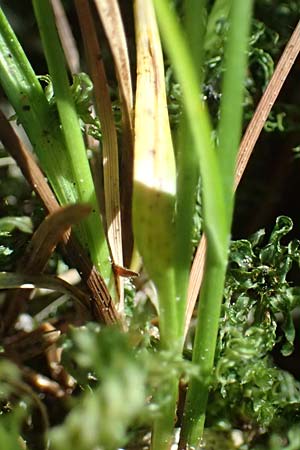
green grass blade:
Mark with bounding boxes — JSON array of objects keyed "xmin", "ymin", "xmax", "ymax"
[
  {"xmin": 153, "ymin": 0, "xmax": 227, "ymax": 257},
  {"xmin": 179, "ymin": 251, "xmax": 228, "ymax": 447},
  {"xmin": 174, "ymin": 0, "xmax": 208, "ymax": 338},
  {"xmin": 184, "ymin": 0, "xmax": 207, "ymax": 78},
  {"xmin": 153, "ymin": 3, "xmax": 227, "ymax": 447},
  {"xmin": 217, "ymin": 0, "xmax": 253, "ymax": 226},
  {"xmin": 174, "ymin": 125, "xmax": 198, "ymax": 339}
]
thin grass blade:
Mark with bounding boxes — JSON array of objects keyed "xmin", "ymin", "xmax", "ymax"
[
  {"xmin": 174, "ymin": 0, "xmax": 207, "ymax": 338},
  {"xmin": 217, "ymin": 0, "xmax": 253, "ymax": 226}
]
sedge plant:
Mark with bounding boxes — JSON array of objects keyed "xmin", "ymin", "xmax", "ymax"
[{"xmin": 0, "ymin": 0, "xmax": 257, "ymax": 449}]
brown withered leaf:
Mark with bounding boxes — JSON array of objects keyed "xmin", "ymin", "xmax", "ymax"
[
  {"xmin": 19, "ymin": 204, "xmax": 91, "ymax": 274},
  {"xmin": 75, "ymin": 0, "xmax": 124, "ymax": 309},
  {"xmin": 93, "ymin": 0, "xmax": 134, "ymax": 266}
]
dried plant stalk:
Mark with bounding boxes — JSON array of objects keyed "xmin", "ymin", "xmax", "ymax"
[
  {"xmin": 50, "ymin": 0, "xmax": 80, "ymax": 73},
  {"xmin": 94, "ymin": 0, "xmax": 133, "ymax": 117},
  {"xmin": 0, "ymin": 272, "xmax": 91, "ymax": 309},
  {"xmin": 75, "ymin": 0, "xmax": 124, "ymax": 309},
  {"xmin": 94, "ymin": 0, "xmax": 134, "ymax": 265}
]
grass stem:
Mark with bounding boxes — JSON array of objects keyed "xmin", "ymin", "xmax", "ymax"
[{"xmin": 154, "ymin": 0, "xmax": 253, "ymax": 446}]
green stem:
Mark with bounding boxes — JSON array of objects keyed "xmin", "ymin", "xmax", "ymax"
[
  {"xmin": 184, "ymin": 0, "xmax": 207, "ymax": 80},
  {"xmin": 151, "ymin": 269, "xmax": 179, "ymax": 449},
  {"xmin": 0, "ymin": 7, "xmax": 80, "ymax": 221},
  {"xmin": 157, "ymin": 270, "xmax": 179, "ymax": 350},
  {"xmin": 180, "ymin": 1, "xmax": 253, "ymax": 446},
  {"xmin": 151, "ymin": 375, "xmax": 178, "ymax": 450},
  {"xmin": 0, "ymin": 5, "xmax": 112, "ymax": 284},
  {"xmin": 174, "ymin": 125, "xmax": 198, "ymax": 340},
  {"xmin": 174, "ymin": 0, "xmax": 207, "ymax": 339},
  {"xmin": 178, "ymin": 250, "xmax": 227, "ymax": 448},
  {"xmin": 153, "ymin": 3, "xmax": 227, "ymax": 448},
  {"xmin": 217, "ymin": 0, "xmax": 253, "ymax": 228},
  {"xmin": 32, "ymin": 0, "xmax": 111, "ymax": 282},
  {"xmin": 153, "ymin": 0, "xmax": 227, "ymax": 255},
  {"xmin": 154, "ymin": 0, "xmax": 252, "ymax": 447}
]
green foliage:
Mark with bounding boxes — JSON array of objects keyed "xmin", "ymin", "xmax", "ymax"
[
  {"xmin": 0, "ymin": 406, "xmax": 26, "ymax": 450},
  {"xmin": 224, "ymin": 216, "xmax": 300, "ymax": 357},
  {"xmin": 53, "ymin": 323, "xmax": 198, "ymax": 450},
  {"xmin": 0, "ymin": 361, "xmax": 28, "ymax": 450},
  {"xmin": 204, "ymin": 217, "xmax": 300, "ymax": 446},
  {"xmin": 40, "ymin": 73, "xmax": 102, "ymax": 141},
  {"xmin": 2, "ymin": 217, "xmax": 300, "ymax": 449},
  {"xmin": 203, "ymin": 17, "xmax": 277, "ymax": 126},
  {"xmin": 52, "ymin": 324, "xmax": 147, "ymax": 450},
  {"xmin": 268, "ymin": 425, "xmax": 300, "ymax": 450}
]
